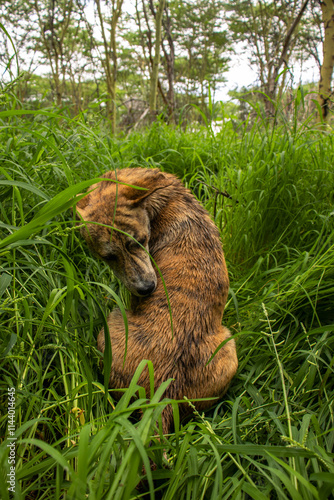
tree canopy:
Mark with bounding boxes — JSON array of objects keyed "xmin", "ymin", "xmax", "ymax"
[{"xmin": 0, "ymin": 0, "xmax": 332, "ymax": 127}]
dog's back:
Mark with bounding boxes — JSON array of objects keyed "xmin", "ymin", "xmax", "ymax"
[{"xmin": 76, "ymin": 168, "xmax": 238, "ymax": 432}]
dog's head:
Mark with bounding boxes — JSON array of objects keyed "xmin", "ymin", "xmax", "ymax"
[{"xmin": 75, "ymin": 169, "xmax": 172, "ymax": 297}]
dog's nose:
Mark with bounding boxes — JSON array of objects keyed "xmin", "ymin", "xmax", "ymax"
[{"xmin": 137, "ymin": 281, "xmax": 156, "ymax": 296}]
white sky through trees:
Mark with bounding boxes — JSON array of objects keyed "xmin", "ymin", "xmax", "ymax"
[{"xmin": 1, "ymin": 0, "xmax": 322, "ymax": 103}]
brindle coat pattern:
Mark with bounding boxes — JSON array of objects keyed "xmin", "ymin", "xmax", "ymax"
[{"xmin": 76, "ymin": 168, "xmax": 238, "ymax": 433}]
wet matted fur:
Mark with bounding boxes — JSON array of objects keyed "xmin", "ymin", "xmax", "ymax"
[{"xmin": 76, "ymin": 167, "xmax": 238, "ymax": 433}]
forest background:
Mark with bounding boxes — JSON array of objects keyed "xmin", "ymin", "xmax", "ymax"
[
  {"xmin": 1, "ymin": 0, "xmax": 334, "ymax": 129},
  {"xmin": 0, "ymin": 1, "xmax": 334, "ymax": 499}
]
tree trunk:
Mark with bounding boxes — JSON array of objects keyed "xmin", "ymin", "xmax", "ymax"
[
  {"xmin": 149, "ymin": 0, "xmax": 165, "ymax": 114},
  {"xmin": 141, "ymin": 0, "xmax": 168, "ymax": 109},
  {"xmin": 318, "ymin": 0, "xmax": 334, "ymax": 121},
  {"xmin": 159, "ymin": 6, "xmax": 176, "ymax": 120},
  {"xmin": 110, "ymin": 0, "xmax": 123, "ymax": 134},
  {"xmin": 95, "ymin": 0, "xmax": 123, "ymax": 134},
  {"xmin": 33, "ymin": 0, "xmax": 74, "ymax": 108},
  {"xmin": 149, "ymin": 0, "xmax": 175, "ymax": 120},
  {"xmin": 265, "ymin": 0, "xmax": 310, "ymax": 115}
]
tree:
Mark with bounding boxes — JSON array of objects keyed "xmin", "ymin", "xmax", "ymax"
[
  {"xmin": 149, "ymin": 0, "xmax": 165, "ymax": 114},
  {"xmin": 94, "ymin": 0, "xmax": 124, "ymax": 134},
  {"xmin": 149, "ymin": 0, "xmax": 175, "ymax": 119},
  {"xmin": 132, "ymin": 0, "xmax": 171, "ymax": 115},
  {"xmin": 0, "ymin": 0, "xmax": 41, "ymax": 100},
  {"xmin": 318, "ymin": 0, "xmax": 334, "ymax": 120},
  {"xmin": 225, "ymin": 0, "xmax": 310, "ymax": 115},
  {"xmin": 171, "ymin": 0, "xmax": 230, "ymax": 110},
  {"xmin": 33, "ymin": 0, "xmax": 76, "ymax": 107},
  {"xmin": 266, "ymin": 0, "xmax": 310, "ymax": 104},
  {"xmin": 125, "ymin": 0, "xmax": 230, "ymax": 121},
  {"xmin": 294, "ymin": 0, "xmax": 323, "ymax": 71},
  {"xmin": 0, "ymin": 0, "xmax": 97, "ymax": 111}
]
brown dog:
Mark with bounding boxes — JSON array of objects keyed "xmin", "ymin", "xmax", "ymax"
[{"xmin": 76, "ymin": 167, "xmax": 238, "ymax": 433}]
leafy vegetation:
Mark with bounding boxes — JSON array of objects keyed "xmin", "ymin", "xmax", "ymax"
[
  {"xmin": 1, "ymin": 0, "xmax": 332, "ymax": 127},
  {"xmin": 0, "ymin": 84, "xmax": 333, "ymax": 499}
]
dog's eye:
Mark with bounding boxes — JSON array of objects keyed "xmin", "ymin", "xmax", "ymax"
[
  {"xmin": 137, "ymin": 237, "xmax": 147, "ymax": 246},
  {"xmin": 103, "ymin": 252, "xmax": 117, "ymax": 262},
  {"xmin": 126, "ymin": 237, "xmax": 147, "ymax": 252}
]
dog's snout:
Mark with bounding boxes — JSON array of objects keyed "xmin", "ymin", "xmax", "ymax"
[{"xmin": 137, "ymin": 281, "xmax": 156, "ymax": 296}]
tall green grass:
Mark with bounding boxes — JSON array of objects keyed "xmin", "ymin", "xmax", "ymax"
[{"xmin": 0, "ymin": 88, "xmax": 333, "ymax": 499}]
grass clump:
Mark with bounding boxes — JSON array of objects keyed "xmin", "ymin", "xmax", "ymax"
[{"xmin": 0, "ymin": 90, "xmax": 333, "ymax": 498}]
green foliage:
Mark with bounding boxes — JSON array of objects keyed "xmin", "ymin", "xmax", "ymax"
[
  {"xmin": 170, "ymin": 0, "xmax": 230, "ymax": 95},
  {"xmin": 0, "ymin": 88, "xmax": 333, "ymax": 498},
  {"xmin": 223, "ymin": 0, "xmax": 321, "ymax": 114}
]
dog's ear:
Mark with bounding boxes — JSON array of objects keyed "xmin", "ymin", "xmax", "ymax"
[{"xmin": 128, "ymin": 183, "xmax": 174, "ymax": 216}]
